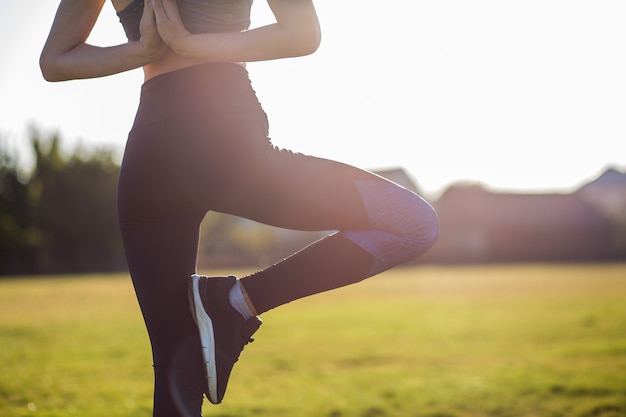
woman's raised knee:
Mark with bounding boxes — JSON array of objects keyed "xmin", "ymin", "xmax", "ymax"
[{"xmin": 340, "ymin": 180, "xmax": 439, "ymax": 274}]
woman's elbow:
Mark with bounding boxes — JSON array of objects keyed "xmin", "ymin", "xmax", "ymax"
[
  {"xmin": 39, "ymin": 58, "xmax": 59, "ymax": 82},
  {"xmin": 303, "ymin": 29, "xmax": 321, "ymax": 55},
  {"xmin": 292, "ymin": 26, "xmax": 321, "ymax": 56},
  {"xmin": 39, "ymin": 53, "xmax": 68, "ymax": 82},
  {"xmin": 39, "ymin": 66, "xmax": 58, "ymax": 83}
]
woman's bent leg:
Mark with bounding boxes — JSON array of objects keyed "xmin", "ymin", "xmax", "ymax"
[{"xmin": 208, "ymin": 148, "xmax": 440, "ymax": 314}]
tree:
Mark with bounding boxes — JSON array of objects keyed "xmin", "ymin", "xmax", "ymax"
[
  {"xmin": 0, "ymin": 139, "xmax": 37, "ymax": 274},
  {"xmin": 29, "ymin": 130, "xmax": 125, "ymax": 273},
  {"xmin": 0, "ymin": 128, "xmax": 125, "ymax": 275}
]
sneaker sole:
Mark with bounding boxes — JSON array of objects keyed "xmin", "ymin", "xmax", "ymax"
[{"xmin": 188, "ymin": 274, "xmax": 218, "ymax": 404}]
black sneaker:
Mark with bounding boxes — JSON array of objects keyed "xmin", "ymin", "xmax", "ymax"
[{"xmin": 188, "ymin": 274, "xmax": 262, "ymax": 404}]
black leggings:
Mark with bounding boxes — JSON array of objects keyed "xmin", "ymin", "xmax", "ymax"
[{"xmin": 117, "ymin": 63, "xmax": 439, "ymax": 417}]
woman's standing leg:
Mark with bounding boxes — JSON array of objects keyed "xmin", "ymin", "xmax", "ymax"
[
  {"xmin": 119, "ymin": 218, "xmax": 206, "ymax": 417},
  {"xmin": 117, "ymin": 114, "xmax": 210, "ymax": 416}
]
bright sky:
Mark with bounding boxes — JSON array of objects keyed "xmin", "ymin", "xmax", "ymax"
[{"xmin": 1, "ymin": 1, "xmax": 625, "ymax": 197}]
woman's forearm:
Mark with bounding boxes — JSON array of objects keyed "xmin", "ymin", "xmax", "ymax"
[
  {"xmin": 40, "ymin": 41, "xmax": 160, "ymax": 82},
  {"xmin": 154, "ymin": 0, "xmax": 321, "ymax": 63},
  {"xmin": 171, "ymin": 23, "xmax": 320, "ymax": 63},
  {"xmin": 41, "ymin": 0, "xmax": 166, "ymax": 82}
]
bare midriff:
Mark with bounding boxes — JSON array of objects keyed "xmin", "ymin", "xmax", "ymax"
[{"xmin": 143, "ymin": 52, "xmax": 245, "ymax": 81}]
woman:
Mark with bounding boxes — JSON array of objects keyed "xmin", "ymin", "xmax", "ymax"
[{"xmin": 40, "ymin": 0, "xmax": 440, "ymax": 415}]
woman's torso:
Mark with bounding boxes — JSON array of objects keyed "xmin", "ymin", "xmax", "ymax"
[{"xmin": 112, "ymin": 0, "xmax": 251, "ymax": 79}]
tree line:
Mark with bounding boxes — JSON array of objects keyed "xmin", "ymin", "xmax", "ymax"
[{"xmin": 0, "ymin": 129, "xmax": 125, "ymax": 275}]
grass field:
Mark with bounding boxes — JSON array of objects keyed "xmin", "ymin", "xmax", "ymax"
[{"xmin": 1, "ymin": 264, "xmax": 625, "ymax": 417}]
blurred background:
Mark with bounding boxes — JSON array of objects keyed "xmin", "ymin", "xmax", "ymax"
[{"xmin": 1, "ymin": 0, "xmax": 625, "ymax": 275}]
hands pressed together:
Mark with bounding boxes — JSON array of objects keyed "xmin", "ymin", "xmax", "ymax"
[{"xmin": 140, "ymin": 0, "xmax": 190, "ymax": 58}]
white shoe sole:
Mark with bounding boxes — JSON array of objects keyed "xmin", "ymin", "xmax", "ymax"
[{"xmin": 189, "ymin": 274, "xmax": 218, "ymax": 403}]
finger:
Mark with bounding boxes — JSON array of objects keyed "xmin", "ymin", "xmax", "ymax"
[
  {"xmin": 161, "ymin": 0, "xmax": 182, "ymax": 23},
  {"xmin": 142, "ymin": 0, "xmax": 154, "ymax": 20},
  {"xmin": 139, "ymin": 0, "xmax": 154, "ymax": 33},
  {"xmin": 152, "ymin": 0, "xmax": 167, "ymax": 22}
]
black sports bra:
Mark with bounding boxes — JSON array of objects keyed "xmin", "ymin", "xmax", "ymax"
[{"xmin": 117, "ymin": 0, "xmax": 252, "ymax": 41}]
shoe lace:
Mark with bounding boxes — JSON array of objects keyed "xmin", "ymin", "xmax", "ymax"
[
  {"xmin": 233, "ymin": 322, "xmax": 258, "ymax": 360},
  {"xmin": 239, "ymin": 335, "xmax": 255, "ymax": 348}
]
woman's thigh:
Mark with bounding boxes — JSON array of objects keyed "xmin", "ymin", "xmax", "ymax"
[{"xmin": 207, "ymin": 147, "xmax": 393, "ymax": 232}]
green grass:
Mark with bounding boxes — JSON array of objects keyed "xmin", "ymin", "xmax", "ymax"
[{"xmin": 1, "ymin": 264, "xmax": 625, "ymax": 417}]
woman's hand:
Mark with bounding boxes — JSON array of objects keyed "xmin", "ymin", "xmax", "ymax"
[
  {"xmin": 139, "ymin": 0, "xmax": 168, "ymax": 59},
  {"xmin": 153, "ymin": 0, "xmax": 192, "ymax": 55}
]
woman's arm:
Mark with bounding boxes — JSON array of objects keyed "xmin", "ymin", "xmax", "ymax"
[
  {"xmin": 40, "ymin": 0, "xmax": 166, "ymax": 82},
  {"xmin": 153, "ymin": 0, "xmax": 321, "ymax": 62}
]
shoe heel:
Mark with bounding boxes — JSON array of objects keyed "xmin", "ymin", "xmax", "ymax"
[{"xmin": 188, "ymin": 274, "xmax": 219, "ymax": 403}]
